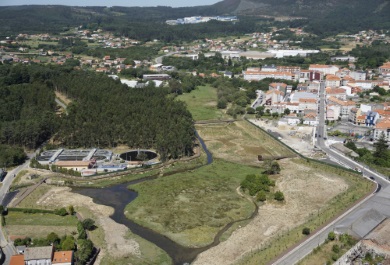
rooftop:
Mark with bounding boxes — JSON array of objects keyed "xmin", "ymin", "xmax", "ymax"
[
  {"xmin": 53, "ymin": 251, "xmax": 73, "ymax": 264},
  {"xmin": 10, "ymin": 255, "xmax": 24, "ymax": 265},
  {"xmin": 376, "ymin": 120, "xmax": 390, "ymax": 129},
  {"xmin": 24, "ymin": 246, "xmax": 53, "ymax": 261}
]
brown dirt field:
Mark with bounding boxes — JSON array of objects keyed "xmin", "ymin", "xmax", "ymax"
[
  {"xmin": 35, "ymin": 187, "xmax": 141, "ymax": 262},
  {"xmin": 193, "ymin": 158, "xmax": 348, "ymax": 265},
  {"xmin": 196, "ymin": 121, "xmax": 296, "ymax": 166}
]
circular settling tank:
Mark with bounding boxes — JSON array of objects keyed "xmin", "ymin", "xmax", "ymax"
[{"xmin": 119, "ymin": 150, "xmax": 157, "ymax": 161}]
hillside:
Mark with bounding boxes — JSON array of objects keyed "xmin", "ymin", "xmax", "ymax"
[
  {"xmin": 213, "ymin": 0, "xmax": 390, "ymax": 35},
  {"xmin": 0, "ymin": 1, "xmax": 388, "ymax": 39}
]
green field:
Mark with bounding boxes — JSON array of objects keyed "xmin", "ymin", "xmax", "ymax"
[
  {"xmin": 125, "ymin": 159, "xmax": 259, "ymax": 247},
  {"xmin": 5, "ymin": 211, "xmax": 78, "ymax": 226},
  {"xmin": 177, "ymin": 85, "xmax": 227, "ymax": 121}
]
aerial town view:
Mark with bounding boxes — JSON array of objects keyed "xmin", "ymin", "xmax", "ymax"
[{"xmin": 0, "ymin": 0, "xmax": 389, "ymax": 265}]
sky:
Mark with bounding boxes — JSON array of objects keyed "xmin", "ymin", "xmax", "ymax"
[{"xmin": 0, "ymin": 0, "xmax": 221, "ymax": 7}]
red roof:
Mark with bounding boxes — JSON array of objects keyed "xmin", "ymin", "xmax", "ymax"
[{"xmin": 10, "ymin": 255, "xmax": 24, "ymax": 265}]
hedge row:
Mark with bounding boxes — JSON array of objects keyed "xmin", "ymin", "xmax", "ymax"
[{"xmin": 8, "ymin": 207, "xmax": 54, "ymax": 214}]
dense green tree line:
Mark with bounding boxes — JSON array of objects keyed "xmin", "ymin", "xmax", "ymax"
[
  {"xmin": 51, "ymin": 70, "xmax": 195, "ymax": 160},
  {"xmin": 350, "ymin": 41, "xmax": 390, "ymax": 69},
  {"xmin": 0, "ymin": 64, "xmax": 195, "ymax": 162},
  {"xmin": 0, "ymin": 65, "xmax": 59, "ymax": 150}
]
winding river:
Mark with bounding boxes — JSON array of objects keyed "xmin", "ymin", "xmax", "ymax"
[{"xmin": 74, "ymin": 131, "xmax": 257, "ymax": 265}]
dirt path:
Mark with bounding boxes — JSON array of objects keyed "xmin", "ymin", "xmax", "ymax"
[
  {"xmin": 192, "ymin": 159, "xmax": 348, "ymax": 265},
  {"xmin": 35, "ymin": 187, "xmax": 141, "ymax": 262}
]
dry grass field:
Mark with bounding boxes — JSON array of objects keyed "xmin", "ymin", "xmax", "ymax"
[{"xmin": 195, "ymin": 121, "xmax": 296, "ymax": 165}]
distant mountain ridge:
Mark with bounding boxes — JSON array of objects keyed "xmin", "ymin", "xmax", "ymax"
[
  {"xmin": 0, "ymin": 1, "xmax": 388, "ymax": 38},
  {"xmin": 212, "ymin": 0, "xmax": 390, "ymax": 35},
  {"xmin": 212, "ymin": 0, "xmax": 390, "ymax": 18}
]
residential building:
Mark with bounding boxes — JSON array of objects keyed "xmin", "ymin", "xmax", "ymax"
[
  {"xmin": 286, "ymin": 114, "xmax": 301, "ymax": 125},
  {"xmin": 298, "ymin": 70, "xmax": 322, "ymax": 83},
  {"xmin": 24, "ymin": 246, "xmax": 53, "ymax": 265},
  {"xmin": 356, "ymin": 115, "xmax": 366, "ymax": 125},
  {"xmin": 243, "ymin": 69, "xmax": 294, "ymax": 81},
  {"xmin": 374, "ymin": 119, "xmax": 390, "ymax": 142},
  {"xmin": 309, "ymin": 64, "xmax": 339, "ymax": 75},
  {"xmin": 276, "ymin": 65, "xmax": 301, "ymax": 73},
  {"xmin": 261, "ymin": 64, "xmax": 277, "ymax": 72},
  {"xmin": 350, "ymin": 70, "xmax": 367, "ymax": 81},
  {"xmin": 327, "ymin": 97, "xmax": 356, "ymax": 119},
  {"xmin": 365, "ymin": 111, "xmax": 379, "ymax": 127},
  {"xmin": 269, "ymin": 82, "xmax": 288, "ymax": 94},
  {"xmin": 303, "ymin": 113, "xmax": 318, "ymax": 126},
  {"xmin": 10, "ymin": 255, "xmax": 24, "ymax": 265},
  {"xmin": 377, "ymin": 109, "xmax": 390, "ymax": 119},
  {"xmin": 290, "ymin": 91, "xmax": 317, "ymax": 103},
  {"xmin": 285, "ymin": 102, "xmax": 300, "ymax": 113},
  {"xmin": 325, "ymin": 75, "xmax": 341, "ymax": 87},
  {"xmin": 341, "ymin": 75, "xmax": 355, "ymax": 86},
  {"xmin": 298, "ymin": 98, "xmax": 317, "ymax": 111},
  {"xmin": 264, "ymin": 90, "xmax": 284, "ymax": 105},
  {"xmin": 348, "ymin": 80, "xmax": 376, "ymax": 90},
  {"xmin": 349, "ymin": 108, "xmax": 361, "ymax": 123},
  {"xmin": 326, "ymin": 104, "xmax": 340, "ymax": 121},
  {"xmin": 378, "ymin": 62, "xmax": 390, "ymax": 75},
  {"xmin": 326, "ymin": 87, "xmax": 347, "ymax": 100},
  {"xmin": 335, "ymin": 68, "xmax": 351, "ymax": 78},
  {"xmin": 52, "ymin": 251, "xmax": 74, "ymax": 265}
]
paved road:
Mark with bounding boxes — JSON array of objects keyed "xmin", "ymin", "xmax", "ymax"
[
  {"xmin": 0, "ymin": 151, "xmax": 37, "ymax": 264},
  {"xmin": 154, "ymin": 51, "xmax": 177, "ymax": 64},
  {"xmin": 273, "ymin": 81, "xmax": 390, "ymax": 265}
]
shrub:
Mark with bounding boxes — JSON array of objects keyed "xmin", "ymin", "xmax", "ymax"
[
  {"xmin": 332, "ymin": 244, "xmax": 340, "ymax": 253},
  {"xmin": 54, "ymin": 208, "xmax": 68, "ymax": 216},
  {"xmin": 256, "ymin": 191, "xmax": 267, "ymax": 202},
  {"xmin": 328, "ymin": 231, "xmax": 336, "ymax": 241},
  {"xmin": 274, "ymin": 191, "xmax": 285, "ymax": 201},
  {"xmin": 302, "ymin": 227, "xmax": 311, "ymax": 235}
]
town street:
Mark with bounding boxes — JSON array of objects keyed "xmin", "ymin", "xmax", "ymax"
[{"xmin": 273, "ymin": 81, "xmax": 390, "ymax": 265}]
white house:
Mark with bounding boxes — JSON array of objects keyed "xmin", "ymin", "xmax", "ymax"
[
  {"xmin": 350, "ymin": 70, "xmax": 367, "ymax": 81},
  {"xmin": 325, "ymin": 74, "xmax": 341, "ymax": 87},
  {"xmin": 326, "ymin": 104, "xmax": 341, "ymax": 121},
  {"xmin": 24, "ymin": 246, "xmax": 53, "ymax": 265},
  {"xmin": 326, "ymin": 87, "xmax": 347, "ymax": 100},
  {"xmin": 327, "ymin": 97, "xmax": 356, "ymax": 118},
  {"xmin": 309, "ymin": 64, "xmax": 339, "ymax": 75},
  {"xmin": 303, "ymin": 113, "xmax": 319, "ymax": 126},
  {"xmin": 374, "ymin": 119, "xmax": 390, "ymax": 142}
]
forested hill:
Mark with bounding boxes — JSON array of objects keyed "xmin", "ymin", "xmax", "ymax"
[
  {"xmin": 214, "ymin": 0, "xmax": 390, "ymax": 36},
  {"xmin": 0, "ymin": 64, "xmax": 195, "ymax": 161}
]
